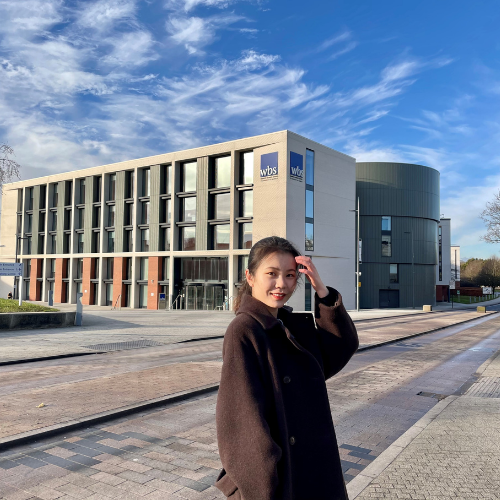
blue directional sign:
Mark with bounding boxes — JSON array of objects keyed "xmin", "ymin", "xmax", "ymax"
[{"xmin": 0, "ymin": 262, "xmax": 23, "ymax": 276}]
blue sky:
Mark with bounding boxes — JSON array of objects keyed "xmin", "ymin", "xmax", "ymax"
[{"xmin": 1, "ymin": 0, "xmax": 500, "ymax": 259}]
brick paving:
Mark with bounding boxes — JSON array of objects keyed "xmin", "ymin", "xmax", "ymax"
[
  {"xmin": 0, "ymin": 310, "xmax": 492, "ymax": 441},
  {"xmin": 1, "ymin": 315, "xmax": 500, "ymax": 498},
  {"xmin": 355, "ymin": 350, "xmax": 500, "ymax": 499}
]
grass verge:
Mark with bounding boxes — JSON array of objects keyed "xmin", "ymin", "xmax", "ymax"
[{"xmin": 0, "ymin": 299, "xmax": 59, "ymax": 313}]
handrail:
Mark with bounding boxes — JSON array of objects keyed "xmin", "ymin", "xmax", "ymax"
[
  {"xmin": 111, "ymin": 294, "xmax": 121, "ymax": 310},
  {"xmin": 170, "ymin": 292, "xmax": 182, "ymax": 310}
]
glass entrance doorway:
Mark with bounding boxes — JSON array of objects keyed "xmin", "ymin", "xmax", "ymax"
[{"xmin": 183, "ymin": 284, "xmax": 227, "ymax": 310}]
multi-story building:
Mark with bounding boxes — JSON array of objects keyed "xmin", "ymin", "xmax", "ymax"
[
  {"xmin": 356, "ymin": 162, "xmax": 440, "ymax": 308},
  {"xmin": 0, "ymin": 131, "xmax": 356, "ymax": 311},
  {"xmin": 450, "ymin": 245, "xmax": 461, "ymax": 290}
]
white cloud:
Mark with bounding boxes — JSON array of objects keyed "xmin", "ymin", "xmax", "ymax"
[
  {"xmin": 101, "ymin": 31, "xmax": 158, "ymax": 67},
  {"xmin": 165, "ymin": 0, "xmax": 236, "ymax": 13},
  {"xmin": 166, "ymin": 13, "xmax": 242, "ymax": 54},
  {"xmin": 77, "ymin": 0, "xmax": 137, "ymax": 30}
]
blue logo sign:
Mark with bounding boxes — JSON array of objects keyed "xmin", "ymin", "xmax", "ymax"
[
  {"xmin": 290, "ymin": 152, "xmax": 304, "ymax": 181},
  {"xmin": 260, "ymin": 152, "xmax": 278, "ymax": 180}
]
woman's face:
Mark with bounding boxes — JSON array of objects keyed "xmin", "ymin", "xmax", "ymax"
[{"xmin": 246, "ymin": 251, "xmax": 298, "ymax": 316}]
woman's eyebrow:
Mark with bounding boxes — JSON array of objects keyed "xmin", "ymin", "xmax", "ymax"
[{"xmin": 264, "ymin": 267, "xmax": 297, "ymax": 272}]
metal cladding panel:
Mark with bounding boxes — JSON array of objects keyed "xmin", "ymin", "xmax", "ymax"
[
  {"xmin": 83, "ymin": 176, "xmax": 93, "ymax": 252},
  {"xmin": 115, "ymin": 171, "xmax": 125, "ymax": 251},
  {"xmin": 360, "ymin": 262, "xmax": 436, "ymax": 308},
  {"xmin": 149, "ymin": 165, "xmax": 161, "ymax": 252},
  {"xmin": 356, "ymin": 162, "xmax": 440, "ymax": 221},
  {"xmin": 196, "ymin": 157, "xmax": 208, "ymax": 251},
  {"xmin": 32, "ymin": 186, "xmax": 40, "ymax": 236}
]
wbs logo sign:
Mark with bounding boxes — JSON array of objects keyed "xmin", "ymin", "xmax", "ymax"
[
  {"xmin": 290, "ymin": 152, "xmax": 304, "ymax": 181},
  {"xmin": 260, "ymin": 152, "xmax": 278, "ymax": 180}
]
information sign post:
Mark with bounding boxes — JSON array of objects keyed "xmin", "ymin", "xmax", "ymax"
[{"xmin": 0, "ymin": 262, "xmax": 24, "ymax": 306}]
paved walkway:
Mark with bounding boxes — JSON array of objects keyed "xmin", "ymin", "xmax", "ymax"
[
  {"xmin": 349, "ymin": 349, "xmax": 500, "ymax": 499},
  {"xmin": 0, "ymin": 311, "xmax": 493, "ymax": 442}
]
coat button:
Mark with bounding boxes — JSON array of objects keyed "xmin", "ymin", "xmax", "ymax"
[
  {"xmin": 283, "ymin": 376, "xmax": 291, "ymax": 384},
  {"xmin": 289, "ymin": 436, "xmax": 296, "ymax": 445}
]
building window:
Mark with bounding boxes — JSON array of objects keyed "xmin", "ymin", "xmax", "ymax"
[
  {"xmin": 141, "ymin": 229, "xmax": 150, "ymax": 252},
  {"xmin": 142, "ymin": 168, "xmax": 150, "ymax": 197},
  {"xmin": 64, "ymin": 210, "xmax": 71, "ymax": 230},
  {"xmin": 79, "ymin": 178, "xmax": 86, "ymax": 204},
  {"xmin": 214, "ymin": 193, "xmax": 230, "ymax": 220},
  {"xmin": 107, "ymin": 231, "xmax": 115, "ymax": 252},
  {"xmin": 49, "ymin": 259, "xmax": 56, "ymax": 278},
  {"xmin": 93, "ymin": 206, "xmax": 101, "ymax": 228},
  {"xmin": 52, "ymin": 184, "xmax": 59, "ymax": 208},
  {"xmin": 50, "ymin": 234, "xmax": 56, "ymax": 254},
  {"xmin": 382, "ymin": 216, "xmax": 392, "ymax": 257},
  {"xmin": 106, "ymin": 283, "xmax": 113, "ymax": 306},
  {"xmin": 108, "ymin": 205, "xmax": 116, "ymax": 227},
  {"xmin": 241, "ymin": 151, "xmax": 254, "ymax": 185},
  {"xmin": 390, "ymin": 264, "xmax": 398, "ymax": 283},
  {"xmin": 39, "ymin": 185, "xmax": 46, "ymax": 209},
  {"xmin": 305, "ymin": 223, "xmax": 314, "ymax": 252},
  {"xmin": 38, "ymin": 234, "xmax": 45, "ymax": 254},
  {"xmin": 52, "ymin": 212, "xmax": 58, "ymax": 231},
  {"xmin": 306, "ymin": 190, "xmax": 314, "ymax": 219},
  {"xmin": 106, "ymin": 257, "xmax": 114, "ymax": 279},
  {"xmin": 109, "ymin": 173, "xmax": 116, "ymax": 201},
  {"xmin": 160, "ymin": 227, "xmax": 170, "ymax": 251},
  {"xmin": 239, "ymin": 222, "xmax": 252, "ymax": 249},
  {"xmin": 213, "ymin": 224, "xmax": 230, "ymax": 250},
  {"xmin": 77, "ymin": 233, "xmax": 84, "ymax": 253},
  {"xmin": 162, "ymin": 257, "xmax": 170, "ymax": 281},
  {"xmin": 305, "ymin": 282, "xmax": 312, "ymax": 311},
  {"xmin": 39, "ymin": 212, "xmax": 45, "ymax": 231},
  {"xmin": 182, "ymin": 197, "xmax": 196, "ymax": 222},
  {"xmin": 139, "ymin": 285, "xmax": 148, "ymax": 308},
  {"xmin": 141, "ymin": 201, "xmax": 150, "ymax": 225},
  {"xmin": 94, "ymin": 176, "xmax": 102, "ymax": 202},
  {"xmin": 161, "ymin": 165, "xmax": 171, "ymax": 195},
  {"xmin": 161, "ymin": 199, "xmax": 171, "ymax": 224},
  {"xmin": 27, "ymin": 187, "xmax": 34, "ymax": 210},
  {"xmin": 215, "ymin": 156, "xmax": 231, "ymax": 188},
  {"xmin": 182, "ymin": 161, "xmax": 197, "ymax": 192},
  {"xmin": 305, "ymin": 149, "xmax": 314, "ymax": 251},
  {"xmin": 140, "ymin": 257, "xmax": 149, "ymax": 280},
  {"xmin": 238, "ymin": 255, "xmax": 249, "ymax": 281},
  {"xmin": 438, "ymin": 226, "xmax": 442, "ymax": 281},
  {"xmin": 124, "ymin": 230, "xmax": 133, "ymax": 252},
  {"xmin": 92, "ymin": 231, "xmax": 100, "ymax": 253},
  {"xmin": 181, "ymin": 227, "xmax": 196, "ymax": 251},
  {"xmin": 76, "ymin": 258, "xmax": 83, "ymax": 279},
  {"xmin": 63, "ymin": 234, "xmax": 70, "ymax": 253},
  {"xmin": 125, "ymin": 170, "xmax": 134, "ymax": 198},
  {"xmin": 65, "ymin": 180, "xmax": 72, "ymax": 206},
  {"xmin": 124, "ymin": 257, "xmax": 132, "ymax": 280},
  {"xmin": 240, "ymin": 190, "xmax": 253, "ymax": 218},
  {"xmin": 181, "ymin": 257, "xmax": 228, "ymax": 281},
  {"xmin": 26, "ymin": 213, "xmax": 33, "ymax": 233},
  {"xmin": 78, "ymin": 208, "xmax": 85, "ymax": 229},
  {"xmin": 125, "ymin": 203, "xmax": 133, "ymax": 225},
  {"xmin": 26, "ymin": 236, "xmax": 32, "ymax": 254}
]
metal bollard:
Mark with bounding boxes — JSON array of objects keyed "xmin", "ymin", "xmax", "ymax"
[
  {"xmin": 48, "ymin": 290, "xmax": 53, "ymax": 306},
  {"xmin": 75, "ymin": 292, "xmax": 83, "ymax": 326}
]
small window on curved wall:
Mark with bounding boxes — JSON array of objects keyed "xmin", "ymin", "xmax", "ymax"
[{"xmin": 382, "ymin": 216, "xmax": 392, "ymax": 257}]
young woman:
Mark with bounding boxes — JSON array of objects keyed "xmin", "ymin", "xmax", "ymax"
[{"xmin": 215, "ymin": 236, "xmax": 359, "ymax": 500}]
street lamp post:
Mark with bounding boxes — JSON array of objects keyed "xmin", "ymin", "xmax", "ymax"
[
  {"xmin": 350, "ymin": 197, "xmax": 360, "ymax": 312},
  {"xmin": 404, "ymin": 231, "xmax": 415, "ymax": 309}
]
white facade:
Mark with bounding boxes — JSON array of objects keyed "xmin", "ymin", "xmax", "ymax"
[{"xmin": 450, "ymin": 245, "xmax": 460, "ymax": 289}]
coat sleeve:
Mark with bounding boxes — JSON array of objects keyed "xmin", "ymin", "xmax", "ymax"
[
  {"xmin": 215, "ymin": 322, "xmax": 282, "ymax": 500},
  {"xmin": 314, "ymin": 286, "xmax": 359, "ymax": 380}
]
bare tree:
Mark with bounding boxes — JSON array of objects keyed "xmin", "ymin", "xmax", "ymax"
[
  {"xmin": 478, "ymin": 256, "xmax": 500, "ymax": 293},
  {"xmin": 0, "ymin": 144, "xmax": 21, "ymax": 193},
  {"xmin": 481, "ymin": 190, "xmax": 500, "ymax": 243}
]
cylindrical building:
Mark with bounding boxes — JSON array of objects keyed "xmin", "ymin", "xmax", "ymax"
[{"xmin": 356, "ymin": 162, "xmax": 440, "ymax": 308}]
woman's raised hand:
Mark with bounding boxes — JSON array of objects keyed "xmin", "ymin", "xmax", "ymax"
[{"xmin": 295, "ymin": 256, "xmax": 329, "ymax": 298}]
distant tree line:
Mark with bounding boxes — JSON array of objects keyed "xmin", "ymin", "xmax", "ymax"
[{"xmin": 461, "ymin": 256, "xmax": 500, "ymax": 292}]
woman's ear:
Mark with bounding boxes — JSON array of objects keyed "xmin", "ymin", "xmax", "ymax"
[{"xmin": 245, "ymin": 269, "xmax": 254, "ymax": 288}]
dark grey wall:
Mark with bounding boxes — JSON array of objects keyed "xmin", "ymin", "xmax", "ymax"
[{"xmin": 356, "ymin": 162, "xmax": 440, "ymax": 309}]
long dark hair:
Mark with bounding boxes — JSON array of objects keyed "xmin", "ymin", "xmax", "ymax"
[{"xmin": 233, "ymin": 236, "xmax": 302, "ymax": 312}]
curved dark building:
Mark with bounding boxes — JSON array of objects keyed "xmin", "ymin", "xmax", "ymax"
[{"xmin": 356, "ymin": 162, "xmax": 440, "ymax": 308}]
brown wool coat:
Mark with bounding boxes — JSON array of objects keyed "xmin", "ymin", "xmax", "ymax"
[{"xmin": 215, "ymin": 287, "xmax": 359, "ymax": 500}]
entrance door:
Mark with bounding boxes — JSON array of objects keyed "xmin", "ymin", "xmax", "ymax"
[
  {"xmin": 184, "ymin": 284, "xmax": 227, "ymax": 310},
  {"xmin": 379, "ymin": 289, "xmax": 399, "ymax": 308}
]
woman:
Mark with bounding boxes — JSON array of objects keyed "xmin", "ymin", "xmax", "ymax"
[{"xmin": 215, "ymin": 236, "xmax": 359, "ymax": 500}]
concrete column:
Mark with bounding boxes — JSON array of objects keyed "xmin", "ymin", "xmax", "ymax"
[
  {"xmin": 82, "ymin": 257, "xmax": 95, "ymax": 306},
  {"xmin": 147, "ymin": 256, "xmax": 161, "ymax": 310}
]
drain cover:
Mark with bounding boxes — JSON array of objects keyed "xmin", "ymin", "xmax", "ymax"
[
  {"xmin": 82, "ymin": 340, "xmax": 164, "ymax": 351},
  {"xmin": 417, "ymin": 391, "xmax": 449, "ymax": 400}
]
